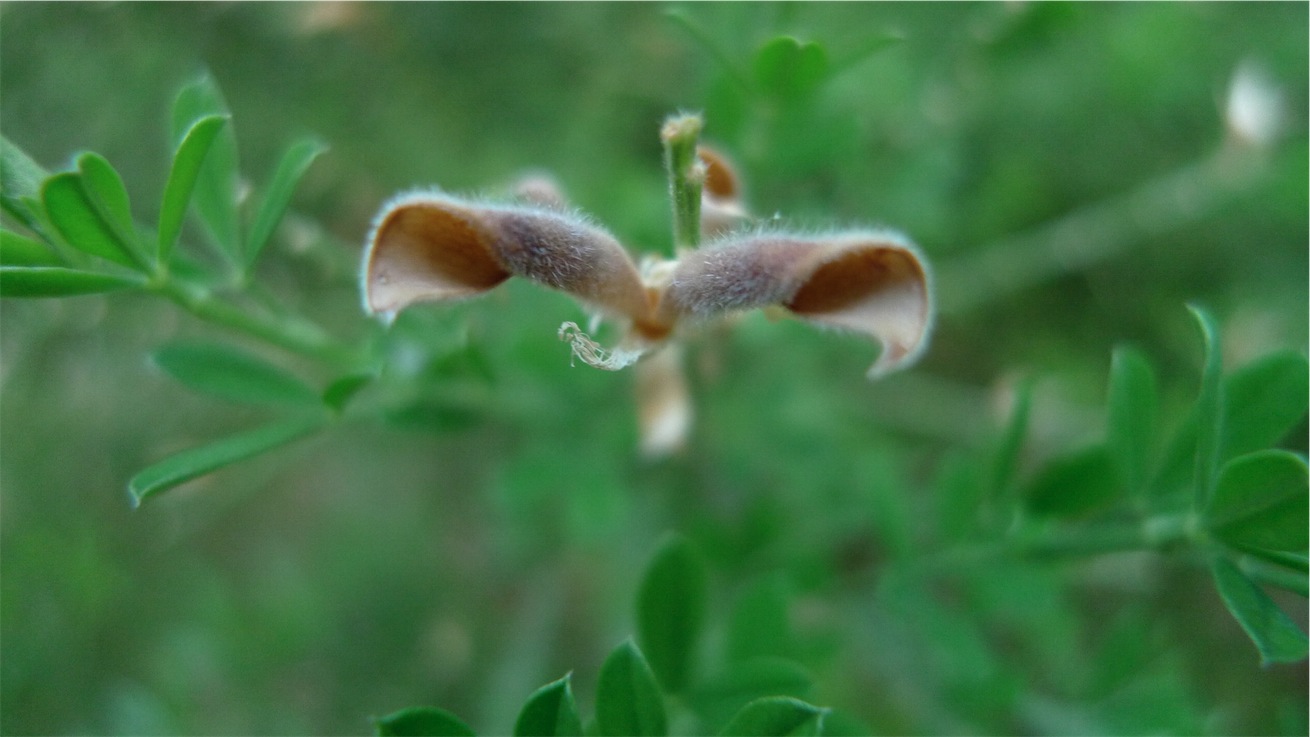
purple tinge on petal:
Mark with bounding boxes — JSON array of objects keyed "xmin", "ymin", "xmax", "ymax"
[
  {"xmin": 361, "ymin": 192, "xmax": 651, "ymax": 323},
  {"xmin": 661, "ymin": 232, "xmax": 933, "ymax": 377}
]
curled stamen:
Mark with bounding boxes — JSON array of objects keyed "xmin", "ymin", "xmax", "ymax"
[{"xmin": 558, "ymin": 321, "xmax": 648, "ymax": 371}]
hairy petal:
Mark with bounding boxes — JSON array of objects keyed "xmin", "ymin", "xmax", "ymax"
[
  {"xmin": 662, "ymin": 232, "xmax": 933, "ymax": 377},
  {"xmin": 635, "ymin": 345, "xmax": 693, "ymax": 458},
  {"xmin": 362, "ymin": 192, "xmax": 650, "ymax": 322}
]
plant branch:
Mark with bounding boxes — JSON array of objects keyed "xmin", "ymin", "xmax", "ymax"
[
  {"xmin": 938, "ymin": 145, "xmax": 1269, "ymax": 315},
  {"xmin": 151, "ymin": 276, "xmax": 363, "ymax": 369},
  {"xmin": 916, "ymin": 512, "xmax": 1198, "ymax": 572},
  {"xmin": 661, "ymin": 113, "xmax": 705, "ymax": 255}
]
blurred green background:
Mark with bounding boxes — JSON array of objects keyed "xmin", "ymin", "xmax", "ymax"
[{"xmin": 1, "ymin": 3, "xmax": 1306, "ymax": 735}]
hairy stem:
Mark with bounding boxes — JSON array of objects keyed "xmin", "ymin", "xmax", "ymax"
[{"xmin": 661, "ymin": 113, "xmax": 705, "ymax": 254}]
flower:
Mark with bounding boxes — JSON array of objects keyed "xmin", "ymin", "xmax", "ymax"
[{"xmin": 361, "ymin": 140, "xmax": 933, "ymax": 455}]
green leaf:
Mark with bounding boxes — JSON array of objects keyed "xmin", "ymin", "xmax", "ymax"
[
  {"xmin": 1210, "ymin": 557, "xmax": 1308, "ymax": 665},
  {"xmin": 1, "ymin": 135, "xmax": 50, "ymax": 229},
  {"xmin": 727, "ymin": 575, "xmax": 793, "ymax": 663},
  {"xmin": 1207, "ymin": 450, "xmax": 1308, "ymax": 553},
  {"xmin": 245, "ymin": 136, "xmax": 327, "ymax": 268},
  {"xmin": 720, "ymin": 697, "xmax": 827, "ymax": 737},
  {"xmin": 76, "ymin": 152, "xmax": 139, "ymax": 254},
  {"xmin": 158, "ymin": 114, "xmax": 229, "ymax": 265},
  {"xmin": 1235, "ymin": 554, "xmax": 1309, "ymax": 596},
  {"xmin": 1241, "ymin": 549, "xmax": 1308, "ymax": 575},
  {"xmin": 1189, "ymin": 304, "xmax": 1224, "ymax": 509},
  {"xmin": 1107, "ymin": 346, "xmax": 1158, "ymax": 496},
  {"xmin": 0, "ymin": 266, "xmax": 143, "ymax": 297},
  {"xmin": 375, "ymin": 707, "xmax": 476, "ymax": 737},
  {"xmin": 1023, "ymin": 445, "xmax": 1121, "ymax": 517},
  {"xmin": 690, "ymin": 658, "xmax": 814, "ymax": 732},
  {"xmin": 1153, "ymin": 349, "xmax": 1308, "ymax": 498},
  {"xmin": 323, "ymin": 373, "xmax": 374, "ymax": 413},
  {"xmin": 754, "ymin": 37, "xmax": 829, "ymax": 100},
  {"xmin": 1, "ymin": 229, "xmax": 59, "ymax": 266},
  {"xmin": 42, "ymin": 172, "xmax": 140, "ymax": 268},
  {"xmin": 933, "ymin": 451, "xmax": 988, "ymax": 542},
  {"xmin": 152, "ymin": 340, "xmax": 321, "ymax": 406},
  {"xmin": 636, "ymin": 533, "xmax": 708, "ymax": 694},
  {"xmin": 514, "ymin": 674, "xmax": 583, "ymax": 737},
  {"xmin": 829, "ymin": 33, "xmax": 904, "ymax": 74},
  {"xmin": 128, "ymin": 416, "xmax": 324, "ymax": 506},
  {"xmin": 171, "ymin": 75, "xmax": 242, "ymax": 259},
  {"xmin": 595, "ymin": 639, "xmax": 667, "ymax": 737},
  {"xmin": 1222, "ymin": 350, "xmax": 1309, "ymax": 460},
  {"xmin": 991, "ymin": 376, "xmax": 1035, "ymax": 506}
]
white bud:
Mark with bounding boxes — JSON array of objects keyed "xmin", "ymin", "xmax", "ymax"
[{"xmin": 1226, "ymin": 61, "xmax": 1283, "ymax": 148}]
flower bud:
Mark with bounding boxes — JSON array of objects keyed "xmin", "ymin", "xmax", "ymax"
[
  {"xmin": 362, "ymin": 192, "xmax": 650, "ymax": 323},
  {"xmin": 635, "ymin": 345, "xmax": 692, "ymax": 458},
  {"xmin": 510, "ymin": 172, "xmax": 569, "ymax": 209},
  {"xmin": 661, "ymin": 232, "xmax": 932, "ymax": 377},
  {"xmin": 697, "ymin": 146, "xmax": 749, "ymax": 238}
]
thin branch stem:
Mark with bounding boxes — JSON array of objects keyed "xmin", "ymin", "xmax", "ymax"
[
  {"xmin": 151, "ymin": 276, "xmax": 363, "ymax": 369},
  {"xmin": 938, "ymin": 145, "xmax": 1268, "ymax": 315},
  {"xmin": 914, "ymin": 512, "xmax": 1198, "ymax": 573}
]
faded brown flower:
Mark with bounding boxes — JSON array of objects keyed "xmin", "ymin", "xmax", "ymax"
[{"xmin": 361, "ymin": 144, "xmax": 933, "ymax": 455}]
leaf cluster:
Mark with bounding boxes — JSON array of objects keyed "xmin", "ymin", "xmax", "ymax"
[
  {"xmin": 1, "ymin": 7, "xmax": 1306, "ymax": 735},
  {"xmin": 376, "ymin": 534, "xmax": 839, "ymax": 737}
]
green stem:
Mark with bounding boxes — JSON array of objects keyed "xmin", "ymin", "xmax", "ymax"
[
  {"xmin": 661, "ymin": 113, "xmax": 705, "ymax": 254},
  {"xmin": 1015, "ymin": 513, "xmax": 1193, "ymax": 559},
  {"xmin": 151, "ymin": 275, "xmax": 362, "ymax": 369},
  {"xmin": 917, "ymin": 512, "xmax": 1197, "ymax": 572},
  {"xmin": 938, "ymin": 145, "xmax": 1268, "ymax": 315}
]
